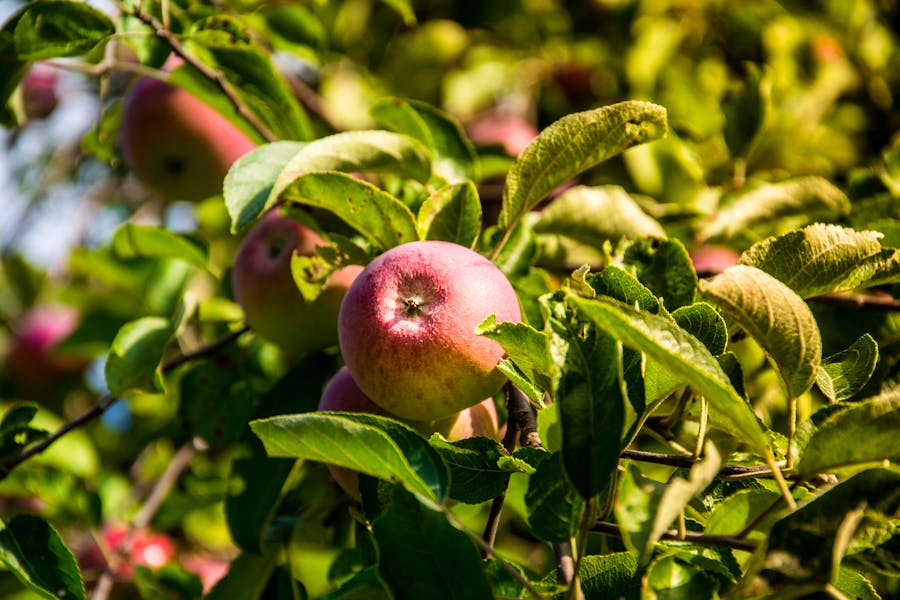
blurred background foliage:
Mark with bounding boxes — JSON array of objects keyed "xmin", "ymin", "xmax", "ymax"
[{"xmin": 1, "ymin": 0, "xmax": 899, "ymax": 598}]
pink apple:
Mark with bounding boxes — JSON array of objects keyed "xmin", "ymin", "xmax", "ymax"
[
  {"xmin": 232, "ymin": 210, "xmax": 363, "ymax": 357},
  {"xmin": 689, "ymin": 245, "xmax": 740, "ymax": 277},
  {"xmin": 78, "ymin": 524, "xmax": 176, "ymax": 580},
  {"xmin": 317, "ymin": 367, "xmax": 501, "ymax": 499},
  {"xmin": 338, "ymin": 240, "xmax": 522, "ymax": 421},
  {"xmin": 3, "ymin": 304, "xmax": 84, "ymax": 397},
  {"xmin": 20, "ymin": 63, "xmax": 59, "ymax": 120},
  {"xmin": 118, "ymin": 63, "xmax": 256, "ymax": 202},
  {"xmin": 468, "ymin": 115, "xmax": 538, "ymax": 157}
]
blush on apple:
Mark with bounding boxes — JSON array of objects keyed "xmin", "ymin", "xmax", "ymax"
[
  {"xmin": 20, "ymin": 63, "xmax": 59, "ymax": 121},
  {"xmin": 232, "ymin": 210, "xmax": 363, "ymax": 358},
  {"xmin": 3, "ymin": 304, "xmax": 84, "ymax": 398},
  {"xmin": 338, "ymin": 240, "xmax": 521, "ymax": 421},
  {"xmin": 468, "ymin": 115, "xmax": 538, "ymax": 157},
  {"xmin": 118, "ymin": 60, "xmax": 256, "ymax": 202}
]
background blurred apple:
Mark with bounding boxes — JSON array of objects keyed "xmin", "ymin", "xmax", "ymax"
[
  {"xmin": 468, "ymin": 114, "xmax": 538, "ymax": 157},
  {"xmin": 20, "ymin": 63, "xmax": 59, "ymax": 121},
  {"xmin": 118, "ymin": 63, "xmax": 256, "ymax": 202},
  {"xmin": 338, "ymin": 240, "xmax": 521, "ymax": 421},
  {"xmin": 3, "ymin": 304, "xmax": 84, "ymax": 398},
  {"xmin": 232, "ymin": 211, "xmax": 363, "ymax": 358}
]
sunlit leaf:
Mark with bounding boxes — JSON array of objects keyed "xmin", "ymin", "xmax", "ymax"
[
  {"xmin": 0, "ymin": 515, "xmax": 84, "ymax": 600},
  {"xmin": 111, "ymin": 224, "xmax": 208, "ymax": 269},
  {"xmin": 671, "ymin": 303, "xmax": 727, "ymax": 356},
  {"xmin": 428, "ymin": 436, "xmax": 510, "ymax": 504},
  {"xmin": 501, "ymin": 101, "xmax": 667, "ymax": 232},
  {"xmin": 417, "ymin": 181, "xmax": 481, "ymax": 247},
  {"xmin": 250, "ymin": 412, "xmax": 448, "ymax": 502},
  {"xmin": 104, "ymin": 317, "xmax": 174, "ymax": 396},
  {"xmin": 739, "ymin": 224, "xmax": 885, "ymax": 298},
  {"xmin": 701, "ymin": 177, "xmax": 849, "ymax": 242},
  {"xmin": 622, "ymin": 237, "xmax": 698, "ymax": 310},
  {"xmin": 13, "ymin": 0, "xmax": 114, "ymax": 60},
  {"xmin": 701, "ymin": 265, "xmax": 822, "ymax": 398},
  {"xmin": 816, "ymin": 334, "xmax": 879, "ymax": 402}
]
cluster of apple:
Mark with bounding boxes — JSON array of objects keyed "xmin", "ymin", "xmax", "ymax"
[{"xmin": 231, "ymin": 211, "xmax": 523, "ymax": 498}]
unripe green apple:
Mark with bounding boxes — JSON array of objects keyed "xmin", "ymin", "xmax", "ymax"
[
  {"xmin": 317, "ymin": 366, "xmax": 500, "ymax": 499},
  {"xmin": 338, "ymin": 240, "xmax": 521, "ymax": 421},
  {"xmin": 232, "ymin": 211, "xmax": 363, "ymax": 357},
  {"xmin": 118, "ymin": 69, "xmax": 256, "ymax": 202}
]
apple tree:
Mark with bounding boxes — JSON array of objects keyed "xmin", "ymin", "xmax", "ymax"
[{"xmin": 0, "ymin": 0, "xmax": 899, "ymax": 599}]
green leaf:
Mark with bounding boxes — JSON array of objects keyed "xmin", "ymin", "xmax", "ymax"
[
  {"xmin": 227, "ymin": 131, "xmax": 431, "ymax": 232},
  {"xmin": 565, "ymin": 292, "xmax": 772, "ymax": 456},
  {"xmin": 576, "ymin": 552, "xmax": 642, "ymax": 600},
  {"xmin": 671, "ymin": 303, "xmax": 727, "ymax": 356},
  {"xmin": 816, "ymin": 334, "xmax": 879, "ymax": 402},
  {"xmin": 371, "ymin": 486, "xmax": 493, "ymax": 600},
  {"xmin": 738, "ymin": 224, "xmax": 886, "ymax": 298},
  {"xmin": 250, "ymin": 412, "xmax": 448, "ymax": 502},
  {"xmin": 0, "ymin": 403, "xmax": 48, "ymax": 463},
  {"xmin": 644, "ymin": 554, "xmax": 719, "ymax": 599},
  {"xmin": 723, "ymin": 64, "xmax": 767, "ymax": 159},
  {"xmin": 534, "ymin": 186, "xmax": 665, "ymax": 265},
  {"xmin": 206, "ymin": 550, "xmax": 279, "ymax": 600},
  {"xmin": 319, "ymin": 567, "xmax": 390, "ymax": 600},
  {"xmin": 555, "ymin": 320, "xmax": 627, "ymax": 500},
  {"xmin": 371, "ymin": 97, "xmax": 478, "ymax": 182},
  {"xmin": 701, "ymin": 177, "xmax": 850, "ymax": 242},
  {"xmin": 705, "ymin": 488, "xmax": 780, "ymax": 539},
  {"xmin": 586, "ymin": 265, "xmax": 660, "ymax": 313},
  {"xmin": 417, "ymin": 181, "xmax": 481, "ymax": 248},
  {"xmin": 379, "ymin": 0, "xmax": 417, "ymax": 25},
  {"xmin": 186, "ymin": 15, "xmax": 312, "ymax": 141},
  {"xmin": 796, "ymin": 393, "xmax": 900, "ymax": 476},
  {"xmin": 223, "ymin": 141, "xmax": 307, "ymax": 232},
  {"xmin": 834, "ymin": 569, "xmax": 881, "ymax": 600},
  {"xmin": 622, "ymin": 237, "xmax": 698, "ymax": 310},
  {"xmin": 134, "ymin": 564, "xmax": 203, "ymax": 600},
  {"xmin": 500, "ymin": 101, "xmax": 667, "ymax": 232},
  {"xmin": 13, "ymin": 0, "xmax": 114, "ymax": 60},
  {"xmin": 286, "ymin": 172, "xmax": 419, "ymax": 250},
  {"xmin": 104, "ymin": 316, "xmax": 174, "ymax": 396},
  {"xmin": 111, "ymin": 224, "xmax": 208, "ymax": 269},
  {"xmin": 525, "ymin": 451, "xmax": 583, "ymax": 542},
  {"xmin": 700, "ymin": 265, "xmax": 822, "ymax": 398},
  {"xmin": 616, "ymin": 444, "xmax": 721, "ymax": 565},
  {"xmin": 428, "ymin": 436, "xmax": 510, "ymax": 504},
  {"xmin": 0, "ymin": 515, "xmax": 84, "ymax": 600},
  {"xmin": 226, "ymin": 446, "xmax": 293, "ymax": 553},
  {"xmin": 766, "ymin": 469, "xmax": 900, "ymax": 585},
  {"xmin": 476, "ymin": 316, "xmax": 555, "ymax": 401}
]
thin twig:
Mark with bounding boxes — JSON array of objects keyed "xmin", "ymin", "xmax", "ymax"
[
  {"xmin": 482, "ymin": 385, "xmax": 520, "ymax": 550},
  {"xmin": 0, "ymin": 327, "xmax": 250, "ymax": 481},
  {"xmin": 619, "ymin": 448, "xmax": 786, "ymax": 479},
  {"xmin": 592, "ymin": 521, "xmax": 758, "ymax": 553},
  {"xmin": 812, "ymin": 291, "xmax": 900, "ymax": 312},
  {"xmin": 129, "ymin": 7, "xmax": 279, "ymax": 143}
]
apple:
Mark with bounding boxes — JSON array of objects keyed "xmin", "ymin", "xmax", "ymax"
[
  {"xmin": 3, "ymin": 304, "xmax": 84, "ymax": 397},
  {"xmin": 689, "ymin": 245, "xmax": 740, "ymax": 277},
  {"xmin": 317, "ymin": 366, "xmax": 500, "ymax": 499},
  {"xmin": 20, "ymin": 63, "xmax": 59, "ymax": 120},
  {"xmin": 118, "ymin": 63, "xmax": 256, "ymax": 202},
  {"xmin": 338, "ymin": 240, "xmax": 521, "ymax": 421},
  {"xmin": 77, "ymin": 524, "xmax": 176, "ymax": 580},
  {"xmin": 232, "ymin": 210, "xmax": 363, "ymax": 357},
  {"xmin": 468, "ymin": 115, "xmax": 538, "ymax": 157}
]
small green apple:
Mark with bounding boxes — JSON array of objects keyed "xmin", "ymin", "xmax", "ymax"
[
  {"xmin": 338, "ymin": 240, "xmax": 521, "ymax": 421},
  {"xmin": 232, "ymin": 210, "xmax": 362, "ymax": 357}
]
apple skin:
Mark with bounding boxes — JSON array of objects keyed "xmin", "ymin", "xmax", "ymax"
[
  {"xmin": 338, "ymin": 240, "xmax": 522, "ymax": 421},
  {"xmin": 689, "ymin": 245, "xmax": 740, "ymax": 277},
  {"xmin": 77, "ymin": 524, "xmax": 176, "ymax": 580},
  {"xmin": 317, "ymin": 366, "xmax": 499, "ymax": 499},
  {"xmin": 468, "ymin": 115, "xmax": 538, "ymax": 157},
  {"xmin": 118, "ymin": 72, "xmax": 256, "ymax": 202},
  {"xmin": 21, "ymin": 63, "xmax": 59, "ymax": 120},
  {"xmin": 232, "ymin": 211, "xmax": 363, "ymax": 357},
  {"xmin": 4, "ymin": 305, "xmax": 84, "ymax": 397}
]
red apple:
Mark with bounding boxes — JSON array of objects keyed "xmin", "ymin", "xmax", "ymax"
[
  {"xmin": 4, "ymin": 304, "xmax": 83, "ymax": 397},
  {"xmin": 232, "ymin": 210, "xmax": 363, "ymax": 357},
  {"xmin": 689, "ymin": 245, "xmax": 740, "ymax": 277},
  {"xmin": 468, "ymin": 115, "xmax": 538, "ymax": 157},
  {"xmin": 317, "ymin": 366, "xmax": 500, "ymax": 499},
  {"xmin": 338, "ymin": 240, "xmax": 521, "ymax": 421},
  {"xmin": 118, "ymin": 64, "xmax": 256, "ymax": 202},
  {"xmin": 20, "ymin": 63, "xmax": 59, "ymax": 120},
  {"xmin": 78, "ymin": 524, "xmax": 176, "ymax": 580}
]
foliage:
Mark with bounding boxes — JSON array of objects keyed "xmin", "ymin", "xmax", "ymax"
[{"xmin": 1, "ymin": 0, "xmax": 900, "ymax": 599}]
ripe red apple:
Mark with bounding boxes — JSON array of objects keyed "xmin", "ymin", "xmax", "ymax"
[
  {"xmin": 317, "ymin": 366, "xmax": 500, "ymax": 499},
  {"xmin": 468, "ymin": 115, "xmax": 538, "ymax": 157},
  {"xmin": 3, "ymin": 304, "xmax": 84, "ymax": 397},
  {"xmin": 20, "ymin": 63, "xmax": 59, "ymax": 121},
  {"xmin": 232, "ymin": 210, "xmax": 363, "ymax": 357},
  {"xmin": 77, "ymin": 524, "xmax": 176, "ymax": 580},
  {"xmin": 118, "ymin": 64, "xmax": 256, "ymax": 202},
  {"xmin": 338, "ymin": 240, "xmax": 521, "ymax": 421}
]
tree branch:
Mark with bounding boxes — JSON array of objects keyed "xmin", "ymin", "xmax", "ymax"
[
  {"xmin": 129, "ymin": 6, "xmax": 279, "ymax": 143},
  {"xmin": 482, "ymin": 384, "xmax": 521, "ymax": 549},
  {"xmin": 592, "ymin": 521, "xmax": 759, "ymax": 553},
  {"xmin": 619, "ymin": 448, "xmax": 787, "ymax": 479},
  {"xmin": 0, "ymin": 326, "xmax": 249, "ymax": 481}
]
